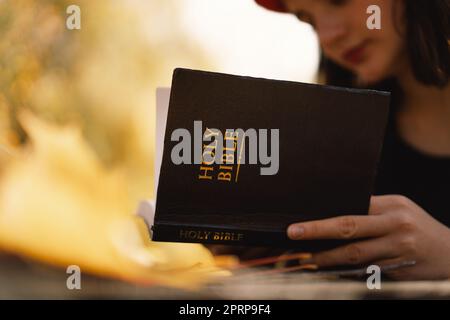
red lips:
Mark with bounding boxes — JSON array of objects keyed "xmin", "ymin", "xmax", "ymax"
[{"xmin": 343, "ymin": 42, "xmax": 368, "ymax": 65}]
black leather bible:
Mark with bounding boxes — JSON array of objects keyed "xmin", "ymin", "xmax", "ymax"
[{"xmin": 151, "ymin": 68, "xmax": 390, "ymax": 251}]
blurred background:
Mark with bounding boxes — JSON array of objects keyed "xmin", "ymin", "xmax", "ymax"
[{"xmin": 0, "ymin": 0, "xmax": 319, "ymax": 291}]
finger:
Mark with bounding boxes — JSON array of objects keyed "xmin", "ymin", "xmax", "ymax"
[
  {"xmin": 368, "ymin": 195, "xmax": 394, "ymax": 215},
  {"xmin": 287, "ymin": 214, "xmax": 392, "ymax": 240},
  {"xmin": 368, "ymin": 195, "xmax": 414, "ymax": 215},
  {"xmin": 311, "ymin": 237, "xmax": 397, "ymax": 267}
]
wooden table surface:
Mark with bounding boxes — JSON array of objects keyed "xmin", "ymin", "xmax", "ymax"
[{"xmin": 1, "ymin": 254, "xmax": 450, "ymax": 299}]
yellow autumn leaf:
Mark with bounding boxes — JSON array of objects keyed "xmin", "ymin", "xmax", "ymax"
[{"xmin": 0, "ymin": 112, "xmax": 225, "ymax": 288}]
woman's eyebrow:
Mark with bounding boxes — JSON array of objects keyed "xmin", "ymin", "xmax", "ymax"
[
  {"xmin": 287, "ymin": 0, "xmax": 321, "ymax": 11},
  {"xmin": 294, "ymin": 8, "xmax": 310, "ymax": 16},
  {"xmin": 292, "ymin": 8, "xmax": 314, "ymax": 22},
  {"xmin": 283, "ymin": 0, "xmax": 314, "ymax": 16}
]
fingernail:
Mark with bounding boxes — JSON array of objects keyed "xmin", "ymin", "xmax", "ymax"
[{"xmin": 288, "ymin": 225, "xmax": 304, "ymax": 239}]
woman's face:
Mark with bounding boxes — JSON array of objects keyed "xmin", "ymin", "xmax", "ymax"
[{"xmin": 283, "ymin": 0, "xmax": 407, "ymax": 84}]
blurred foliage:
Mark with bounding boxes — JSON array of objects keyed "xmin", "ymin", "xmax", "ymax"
[
  {"xmin": 0, "ymin": 0, "xmax": 210, "ymax": 202},
  {"xmin": 0, "ymin": 0, "xmax": 222, "ymax": 287}
]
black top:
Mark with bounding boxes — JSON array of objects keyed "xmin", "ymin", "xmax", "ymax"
[{"xmin": 374, "ymin": 111, "xmax": 450, "ymax": 227}]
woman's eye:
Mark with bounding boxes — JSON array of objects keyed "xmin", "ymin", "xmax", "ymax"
[
  {"xmin": 295, "ymin": 11, "xmax": 315, "ymax": 27},
  {"xmin": 328, "ymin": 0, "xmax": 350, "ymax": 7}
]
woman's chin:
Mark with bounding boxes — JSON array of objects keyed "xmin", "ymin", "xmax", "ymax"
[{"xmin": 355, "ymin": 68, "xmax": 387, "ymax": 86}]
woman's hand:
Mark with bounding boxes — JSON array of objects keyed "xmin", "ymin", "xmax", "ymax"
[{"xmin": 287, "ymin": 195, "xmax": 450, "ymax": 280}]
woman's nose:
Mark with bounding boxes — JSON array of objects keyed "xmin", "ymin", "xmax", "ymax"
[{"xmin": 315, "ymin": 17, "xmax": 347, "ymax": 47}]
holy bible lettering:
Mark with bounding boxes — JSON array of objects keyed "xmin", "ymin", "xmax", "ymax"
[
  {"xmin": 198, "ymin": 128, "xmax": 241, "ymax": 182},
  {"xmin": 179, "ymin": 229, "xmax": 244, "ymax": 242}
]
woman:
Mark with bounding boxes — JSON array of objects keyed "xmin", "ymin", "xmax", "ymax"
[{"xmin": 249, "ymin": 0, "xmax": 450, "ymax": 280}]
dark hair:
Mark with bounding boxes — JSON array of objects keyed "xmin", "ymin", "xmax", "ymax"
[{"xmin": 321, "ymin": 0, "xmax": 450, "ymax": 96}]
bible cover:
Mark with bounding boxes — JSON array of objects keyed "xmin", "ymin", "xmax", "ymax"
[{"xmin": 152, "ymin": 68, "xmax": 390, "ymax": 251}]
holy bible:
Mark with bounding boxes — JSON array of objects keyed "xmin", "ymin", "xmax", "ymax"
[{"xmin": 151, "ymin": 68, "xmax": 390, "ymax": 251}]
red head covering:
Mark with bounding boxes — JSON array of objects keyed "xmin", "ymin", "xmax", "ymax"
[{"xmin": 255, "ymin": 0, "xmax": 288, "ymax": 13}]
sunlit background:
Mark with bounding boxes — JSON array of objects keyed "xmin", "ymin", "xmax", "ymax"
[{"xmin": 0, "ymin": 0, "xmax": 319, "ymax": 289}]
